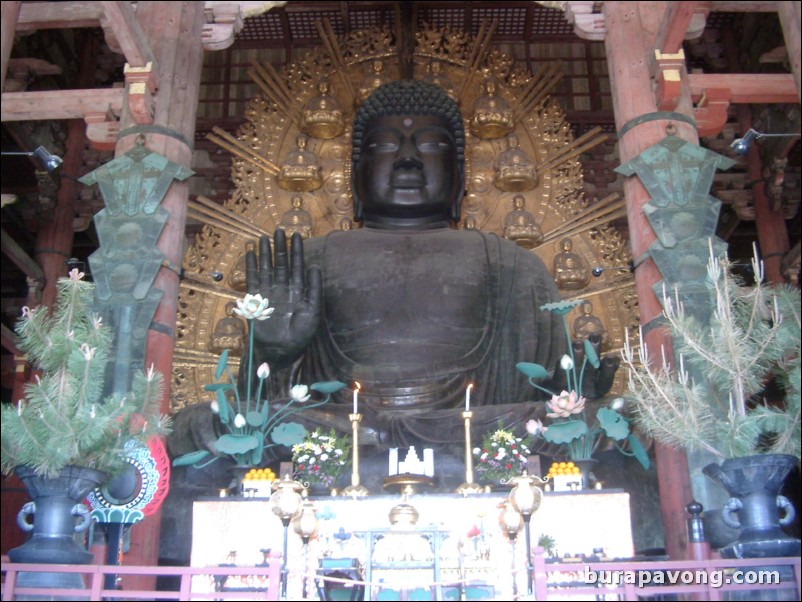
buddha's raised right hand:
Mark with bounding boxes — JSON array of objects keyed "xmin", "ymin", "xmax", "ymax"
[{"xmin": 244, "ymin": 230, "xmax": 322, "ymax": 370}]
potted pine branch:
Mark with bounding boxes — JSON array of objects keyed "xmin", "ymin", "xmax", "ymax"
[
  {"xmin": 1, "ymin": 269, "xmax": 171, "ymax": 570},
  {"xmin": 621, "ymin": 245, "xmax": 800, "ymax": 558}
]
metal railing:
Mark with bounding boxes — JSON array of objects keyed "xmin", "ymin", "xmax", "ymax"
[
  {"xmin": 1, "ymin": 560, "xmax": 280, "ymax": 601},
  {"xmin": 531, "ymin": 548, "xmax": 801, "ymax": 601}
]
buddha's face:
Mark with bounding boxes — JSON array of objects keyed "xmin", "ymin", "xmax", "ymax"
[{"xmin": 354, "ymin": 114, "xmax": 461, "ymax": 224}]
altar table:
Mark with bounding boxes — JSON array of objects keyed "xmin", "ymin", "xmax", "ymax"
[{"xmin": 191, "ymin": 489, "xmax": 634, "ymax": 600}]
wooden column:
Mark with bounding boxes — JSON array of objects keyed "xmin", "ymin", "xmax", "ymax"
[
  {"xmin": 603, "ymin": 1, "xmax": 696, "ymax": 560},
  {"xmin": 111, "ymin": 1, "xmax": 206, "ymax": 585},
  {"xmin": 1, "ymin": 1, "xmax": 21, "ymax": 92},
  {"xmin": 33, "ymin": 33, "xmax": 97, "ymax": 308},
  {"xmin": 776, "ymin": 1, "xmax": 801, "ymax": 100}
]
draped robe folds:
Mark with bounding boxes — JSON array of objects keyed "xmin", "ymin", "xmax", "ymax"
[{"xmin": 271, "ymin": 227, "xmax": 566, "ymax": 446}]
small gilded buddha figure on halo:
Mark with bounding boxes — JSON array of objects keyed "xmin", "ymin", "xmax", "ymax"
[
  {"xmin": 209, "ymin": 301, "xmax": 246, "ymax": 356},
  {"xmin": 553, "ymin": 236, "xmax": 590, "ymax": 290},
  {"xmin": 503, "ymin": 194, "xmax": 542, "ymax": 249},
  {"xmin": 278, "ymin": 195, "xmax": 314, "ymax": 239},
  {"xmin": 277, "ymin": 134, "xmax": 324, "ymax": 192},
  {"xmin": 494, "ymin": 133, "xmax": 538, "ymax": 192},
  {"xmin": 470, "ymin": 77, "xmax": 514, "ymax": 139},
  {"xmin": 300, "ymin": 78, "xmax": 346, "ymax": 139},
  {"xmin": 572, "ymin": 300, "xmax": 609, "ymax": 350}
]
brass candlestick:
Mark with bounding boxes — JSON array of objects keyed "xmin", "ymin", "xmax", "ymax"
[
  {"xmin": 456, "ymin": 410, "xmax": 484, "ymax": 495},
  {"xmin": 341, "ymin": 413, "xmax": 369, "ymax": 498}
]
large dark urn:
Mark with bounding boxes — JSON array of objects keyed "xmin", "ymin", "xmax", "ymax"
[
  {"xmin": 9, "ymin": 465, "xmax": 107, "ymax": 600},
  {"xmin": 703, "ymin": 454, "xmax": 800, "ymax": 559}
]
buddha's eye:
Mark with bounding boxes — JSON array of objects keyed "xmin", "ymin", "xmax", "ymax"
[
  {"xmin": 414, "ymin": 130, "xmax": 452, "ymax": 152},
  {"xmin": 365, "ymin": 132, "xmax": 401, "ymax": 152}
]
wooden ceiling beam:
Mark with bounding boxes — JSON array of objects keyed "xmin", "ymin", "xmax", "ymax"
[
  {"xmin": 1, "ymin": 227, "xmax": 44, "ymax": 283},
  {"xmin": 687, "ymin": 73, "xmax": 799, "ymax": 103},
  {"xmin": 16, "ymin": 2, "xmax": 103, "ymax": 30},
  {"xmin": 1, "ymin": 88, "xmax": 124, "ymax": 121},
  {"xmin": 99, "ymin": 1, "xmax": 155, "ymax": 68},
  {"xmin": 654, "ymin": 2, "xmax": 702, "ymax": 55}
]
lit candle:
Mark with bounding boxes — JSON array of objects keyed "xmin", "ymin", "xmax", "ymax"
[
  {"xmin": 465, "ymin": 383, "xmax": 473, "ymax": 411},
  {"xmin": 353, "ymin": 382, "xmax": 360, "ymax": 414}
]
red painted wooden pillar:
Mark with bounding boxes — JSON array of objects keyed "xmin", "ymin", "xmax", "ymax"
[
  {"xmin": 112, "ymin": 1, "xmax": 206, "ymax": 586},
  {"xmin": 603, "ymin": 1, "xmax": 696, "ymax": 560}
]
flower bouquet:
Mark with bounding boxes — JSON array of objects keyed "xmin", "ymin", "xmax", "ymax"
[
  {"xmin": 473, "ymin": 423, "xmax": 532, "ymax": 483},
  {"xmin": 292, "ymin": 427, "xmax": 350, "ymax": 489}
]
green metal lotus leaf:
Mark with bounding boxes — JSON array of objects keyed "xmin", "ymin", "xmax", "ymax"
[
  {"xmin": 540, "ymin": 299, "xmax": 584, "ymax": 315},
  {"xmin": 583, "ymin": 338, "xmax": 600, "ymax": 369},
  {"xmin": 246, "ymin": 410, "xmax": 266, "ymax": 427},
  {"xmin": 215, "ymin": 390, "xmax": 231, "ymax": 424},
  {"xmin": 250, "ymin": 439, "xmax": 264, "ymax": 465},
  {"xmin": 597, "ymin": 407, "xmax": 630, "ymax": 440},
  {"xmin": 310, "ymin": 381, "xmax": 348, "ymax": 394},
  {"xmin": 627, "ymin": 433, "xmax": 651, "ymax": 469},
  {"xmin": 270, "ymin": 422, "xmax": 307, "ymax": 446},
  {"xmin": 204, "ymin": 382, "xmax": 235, "ymax": 392},
  {"xmin": 542, "ymin": 420, "xmax": 587, "ymax": 444},
  {"xmin": 215, "ymin": 349, "xmax": 230, "ymax": 381},
  {"xmin": 171, "ymin": 449, "xmax": 210, "ymax": 467},
  {"xmin": 516, "ymin": 362, "xmax": 550, "ymax": 380},
  {"xmin": 215, "ymin": 433, "xmax": 259, "ymax": 454}
]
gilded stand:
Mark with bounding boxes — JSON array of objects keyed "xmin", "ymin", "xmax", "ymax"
[
  {"xmin": 341, "ymin": 413, "xmax": 369, "ymax": 498},
  {"xmin": 456, "ymin": 411, "xmax": 484, "ymax": 495}
]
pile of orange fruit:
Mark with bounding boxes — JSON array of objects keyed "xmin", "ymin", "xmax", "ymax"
[
  {"xmin": 546, "ymin": 461, "xmax": 581, "ymax": 479},
  {"xmin": 243, "ymin": 467, "xmax": 277, "ymax": 482}
]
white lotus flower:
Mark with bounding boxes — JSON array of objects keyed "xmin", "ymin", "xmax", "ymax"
[
  {"xmin": 257, "ymin": 362, "xmax": 270, "ymax": 379},
  {"xmin": 233, "ymin": 293, "xmax": 274, "ymax": 320},
  {"xmin": 233, "ymin": 413, "xmax": 247, "ymax": 428},
  {"xmin": 547, "ymin": 390, "xmax": 586, "ymax": 418},
  {"xmin": 611, "ymin": 397, "xmax": 624, "ymax": 411},
  {"xmin": 290, "ymin": 384, "xmax": 311, "ymax": 402},
  {"xmin": 560, "ymin": 354, "xmax": 574, "ymax": 371},
  {"xmin": 526, "ymin": 419, "xmax": 547, "ymax": 435},
  {"xmin": 210, "ymin": 400, "xmax": 220, "ymax": 414}
]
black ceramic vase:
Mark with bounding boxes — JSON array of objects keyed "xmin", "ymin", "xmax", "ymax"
[
  {"xmin": 703, "ymin": 454, "xmax": 800, "ymax": 559},
  {"xmin": 9, "ymin": 465, "xmax": 107, "ymax": 600}
]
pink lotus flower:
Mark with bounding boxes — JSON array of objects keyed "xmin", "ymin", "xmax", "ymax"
[{"xmin": 546, "ymin": 390, "xmax": 586, "ymax": 419}]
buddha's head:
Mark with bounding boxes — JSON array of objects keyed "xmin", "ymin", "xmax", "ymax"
[{"xmin": 351, "ymin": 80, "xmax": 465, "ymax": 228}]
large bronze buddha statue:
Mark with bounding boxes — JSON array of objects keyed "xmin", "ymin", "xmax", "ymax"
[{"xmin": 237, "ymin": 81, "xmax": 617, "ymax": 446}]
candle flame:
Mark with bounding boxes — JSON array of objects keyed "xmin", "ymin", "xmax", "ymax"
[
  {"xmin": 467, "ymin": 383, "xmax": 473, "ymax": 392},
  {"xmin": 354, "ymin": 381, "xmax": 361, "ymax": 391}
]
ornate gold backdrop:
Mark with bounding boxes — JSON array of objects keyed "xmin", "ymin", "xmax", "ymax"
[{"xmin": 172, "ymin": 22, "xmax": 637, "ymax": 412}]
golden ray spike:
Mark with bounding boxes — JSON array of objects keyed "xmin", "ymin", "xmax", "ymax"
[
  {"xmin": 517, "ymin": 65, "xmax": 565, "ymax": 120},
  {"xmin": 179, "ymin": 278, "xmax": 242, "ymax": 301},
  {"xmin": 249, "ymin": 61, "xmax": 301, "ymax": 123},
  {"xmin": 561, "ymin": 276, "xmax": 636, "ymax": 302},
  {"xmin": 187, "ymin": 204, "xmax": 266, "ymax": 240},
  {"xmin": 316, "ymin": 19, "xmax": 357, "ymax": 105},
  {"xmin": 457, "ymin": 20, "xmax": 498, "ymax": 99},
  {"xmin": 539, "ymin": 193, "xmax": 624, "ymax": 241},
  {"xmin": 539, "ymin": 207, "xmax": 628, "ymax": 247},
  {"xmin": 207, "ymin": 127, "xmax": 280, "ymax": 175},
  {"xmin": 536, "ymin": 127, "xmax": 606, "ymax": 175},
  {"xmin": 193, "ymin": 195, "xmax": 268, "ymax": 238}
]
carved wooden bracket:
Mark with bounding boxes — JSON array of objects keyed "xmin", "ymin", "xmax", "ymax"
[
  {"xmin": 202, "ymin": 4, "xmax": 245, "ymax": 51},
  {"xmin": 84, "ymin": 108, "xmax": 120, "ymax": 151},
  {"xmin": 693, "ymin": 87, "xmax": 731, "ymax": 137},
  {"xmin": 124, "ymin": 62, "xmax": 157, "ymax": 125},
  {"xmin": 654, "ymin": 49, "xmax": 686, "ymax": 112}
]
